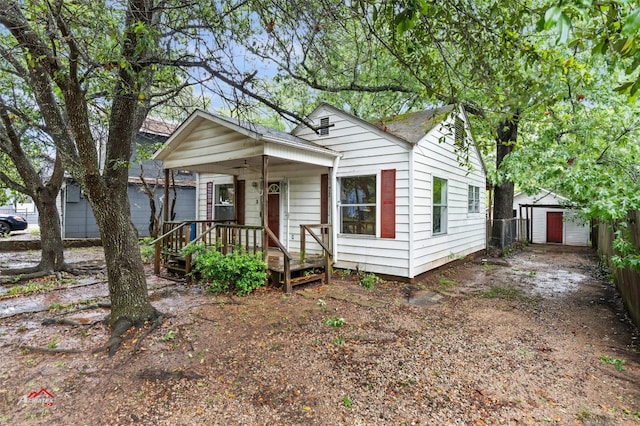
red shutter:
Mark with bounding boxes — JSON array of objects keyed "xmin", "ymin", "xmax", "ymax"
[
  {"xmin": 381, "ymin": 169, "xmax": 396, "ymax": 239},
  {"xmin": 321, "ymin": 174, "xmax": 328, "ymax": 224},
  {"xmin": 206, "ymin": 182, "xmax": 213, "ymax": 220},
  {"xmin": 236, "ymin": 180, "xmax": 245, "ymax": 225}
]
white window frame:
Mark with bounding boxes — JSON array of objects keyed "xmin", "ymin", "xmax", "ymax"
[
  {"xmin": 214, "ymin": 183, "xmax": 234, "ymax": 220},
  {"xmin": 468, "ymin": 185, "xmax": 480, "ymax": 213},
  {"xmin": 338, "ymin": 175, "xmax": 377, "ymax": 236},
  {"xmin": 433, "ymin": 177, "xmax": 448, "ymax": 235}
]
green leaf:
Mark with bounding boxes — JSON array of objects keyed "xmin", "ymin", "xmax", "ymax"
[
  {"xmin": 557, "ymin": 13, "xmax": 571, "ymax": 44},
  {"xmin": 544, "ymin": 6, "xmax": 563, "ymax": 29},
  {"xmin": 629, "ymin": 79, "xmax": 640, "ymax": 96},
  {"xmin": 613, "ymin": 81, "xmax": 634, "ymax": 92},
  {"xmin": 622, "ymin": 8, "xmax": 640, "ymax": 37},
  {"xmin": 592, "ymin": 38, "xmax": 608, "ymax": 55}
]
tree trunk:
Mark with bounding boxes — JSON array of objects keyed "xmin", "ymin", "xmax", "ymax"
[
  {"xmin": 91, "ymin": 189, "xmax": 157, "ymax": 326},
  {"xmin": 35, "ymin": 192, "xmax": 65, "ymax": 272},
  {"xmin": 491, "ymin": 114, "xmax": 519, "ymax": 248}
]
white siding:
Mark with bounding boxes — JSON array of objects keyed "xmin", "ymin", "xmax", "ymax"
[
  {"xmin": 295, "ymin": 106, "xmax": 414, "ymax": 277},
  {"xmin": 411, "ymin": 115, "xmax": 487, "ymax": 276},
  {"xmin": 197, "ymin": 165, "xmax": 329, "ymax": 253}
]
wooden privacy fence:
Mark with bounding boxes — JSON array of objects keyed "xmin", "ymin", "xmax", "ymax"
[{"xmin": 593, "ymin": 211, "xmax": 640, "ymax": 327}]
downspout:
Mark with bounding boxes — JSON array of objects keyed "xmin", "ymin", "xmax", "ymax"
[
  {"xmin": 285, "ymin": 178, "xmax": 290, "ymax": 251},
  {"xmin": 196, "ymin": 173, "xmax": 201, "ymax": 220},
  {"xmin": 330, "ymin": 155, "xmax": 341, "ymax": 263},
  {"xmin": 408, "ymin": 147, "xmax": 415, "ymax": 279}
]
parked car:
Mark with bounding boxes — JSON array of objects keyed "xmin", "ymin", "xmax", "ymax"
[{"xmin": 0, "ymin": 213, "xmax": 28, "ymax": 235}]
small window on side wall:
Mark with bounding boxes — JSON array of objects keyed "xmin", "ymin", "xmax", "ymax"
[
  {"xmin": 433, "ymin": 177, "xmax": 448, "ymax": 234},
  {"xmin": 468, "ymin": 185, "xmax": 480, "ymax": 213},
  {"xmin": 319, "ymin": 117, "xmax": 330, "ymax": 136}
]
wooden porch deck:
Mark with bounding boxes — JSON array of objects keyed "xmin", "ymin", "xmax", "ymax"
[
  {"xmin": 266, "ymin": 248, "xmax": 326, "ymax": 288},
  {"xmin": 153, "ymin": 221, "xmax": 332, "ymax": 293}
]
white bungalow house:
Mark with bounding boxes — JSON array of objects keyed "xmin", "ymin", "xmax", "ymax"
[
  {"xmin": 152, "ymin": 103, "xmax": 487, "ymax": 289},
  {"xmin": 513, "ymin": 189, "xmax": 590, "ymax": 246}
]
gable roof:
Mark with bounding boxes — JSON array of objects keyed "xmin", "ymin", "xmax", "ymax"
[
  {"xmin": 293, "ymin": 103, "xmax": 414, "ymax": 150},
  {"xmin": 514, "ymin": 188, "xmax": 571, "ymax": 204},
  {"xmin": 374, "ymin": 105, "xmax": 456, "ymax": 143},
  {"xmin": 215, "ymin": 113, "xmax": 331, "ymax": 152},
  {"xmin": 153, "ymin": 109, "xmax": 339, "ymax": 162},
  {"xmin": 294, "ymin": 102, "xmax": 486, "ymax": 175},
  {"xmin": 377, "ymin": 104, "xmax": 486, "ymax": 175}
]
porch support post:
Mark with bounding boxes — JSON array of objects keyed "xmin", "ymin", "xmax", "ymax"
[
  {"xmin": 330, "ymin": 156, "xmax": 340, "ymax": 263},
  {"xmin": 262, "ymin": 155, "xmax": 269, "ymax": 261},
  {"xmin": 163, "ymin": 168, "xmax": 170, "ymax": 222}
]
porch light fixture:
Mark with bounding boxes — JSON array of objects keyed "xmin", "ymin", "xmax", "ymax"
[{"xmin": 250, "ymin": 180, "xmax": 263, "ymax": 196}]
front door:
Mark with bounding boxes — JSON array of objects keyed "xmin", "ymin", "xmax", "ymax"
[
  {"xmin": 267, "ymin": 182, "xmax": 280, "ymax": 247},
  {"xmin": 546, "ymin": 212, "xmax": 563, "ymax": 243}
]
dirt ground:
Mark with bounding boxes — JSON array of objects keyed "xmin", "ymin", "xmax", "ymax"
[{"xmin": 0, "ymin": 240, "xmax": 639, "ymax": 425}]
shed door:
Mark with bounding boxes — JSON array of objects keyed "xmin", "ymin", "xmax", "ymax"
[
  {"xmin": 267, "ymin": 182, "xmax": 280, "ymax": 247},
  {"xmin": 546, "ymin": 212, "xmax": 563, "ymax": 243}
]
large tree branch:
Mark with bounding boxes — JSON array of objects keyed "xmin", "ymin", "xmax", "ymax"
[
  {"xmin": 0, "ymin": 169, "xmax": 27, "ymax": 194},
  {"xmin": 0, "ymin": 102, "xmax": 43, "ymax": 193},
  {"xmin": 0, "ymin": 0, "xmax": 82, "ymax": 174}
]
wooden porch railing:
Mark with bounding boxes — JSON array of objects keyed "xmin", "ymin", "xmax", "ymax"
[
  {"xmin": 152, "ymin": 221, "xmax": 188, "ymax": 275},
  {"xmin": 300, "ymin": 224, "xmax": 333, "ymax": 285},
  {"xmin": 151, "ymin": 220, "xmax": 297, "ymax": 294},
  {"xmin": 265, "ymin": 227, "xmax": 293, "ymax": 294},
  {"xmin": 151, "ymin": 220, "xmax": 234, "ymax": 275}
]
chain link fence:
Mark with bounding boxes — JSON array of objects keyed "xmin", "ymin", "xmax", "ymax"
[{"xmin": 487, "ymin": 218, "xmax": 528, "ymax": 251}]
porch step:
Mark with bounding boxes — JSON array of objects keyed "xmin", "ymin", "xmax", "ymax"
[
  {"xmin": 267, "ymin": 257, "xmax": 325, "ymax": 274},
  {"xmin": 162, "ymin": 251, "xmax": 187, "ymax": 275},
  {"xmin": 165, "ymin": 262, "xmax": 187, "ymax": 275},
  {"xmin": 290, "ymin": 273, "xmax": 323, "ymax": 287}
]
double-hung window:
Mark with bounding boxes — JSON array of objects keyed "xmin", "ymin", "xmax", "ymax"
[
  {"xmin": 340, "ymin": 175, "xmax": 376, "ymax": 235},
  {"xmin": 214, "ymin": 184, "xmax": 235, "ymax": 220},
  {"xmin": 468, "ymin": 185, "xmax": 480, "ymax": 213},
  {"xmin": 433, "ymin": 177, "xmax": 448, "ymax": 234}
]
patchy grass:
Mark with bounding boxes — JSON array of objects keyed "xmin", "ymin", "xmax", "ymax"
[
  {"xmin": 436, "ymin": 276, "xmax": 457, "ymax": 289},
  {"xmin": 480, "ymin": 285, "xmax": 524, "ymax": 300},
  {"xmin": 5, "ymin": 280, "xmax": 57, "ymax": 297},
  {"xmin": 599, "ymin": 355, "xmax": 626, "ymax": 371},
  {"xmin": 480, "ymin": 285, "xmax": 543, "ymax": 304}
]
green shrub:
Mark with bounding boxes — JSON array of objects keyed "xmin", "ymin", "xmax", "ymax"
[
  {"xmin": 359, "ymin": 272, "xmax": 384, "ymax": 289},
  {"xmin": 184, "ymin": 242, "xmax": 267, "ymax": 296},
  {"xmin": 324, "ymin": 316, "xmax": 345, "ymax": 327},
  {"xmin": 139, "ymin": 237, "xmax": 155, "ymax": 262}
]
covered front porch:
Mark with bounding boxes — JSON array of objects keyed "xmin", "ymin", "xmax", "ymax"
[
  {"xmin": 152, "ymin": 220, "xmax": 332, "ymax": 292},
  {"xmin": 151, "ymin": 110, "xmax": 341, "ymax": 292}
]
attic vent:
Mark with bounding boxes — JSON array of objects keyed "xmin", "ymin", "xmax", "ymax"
[
  {"xmin": 319, "ymin": 117, "xmax": 330, "ymax": 136},
  {"xmin": 454, "ymin": 117, "xmax": 464, "ymax": 146}
]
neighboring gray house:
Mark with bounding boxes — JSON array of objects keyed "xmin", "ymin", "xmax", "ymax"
[{"xmin": 61, "ymin": 118, "xmax": 196, "ymax": 238}]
